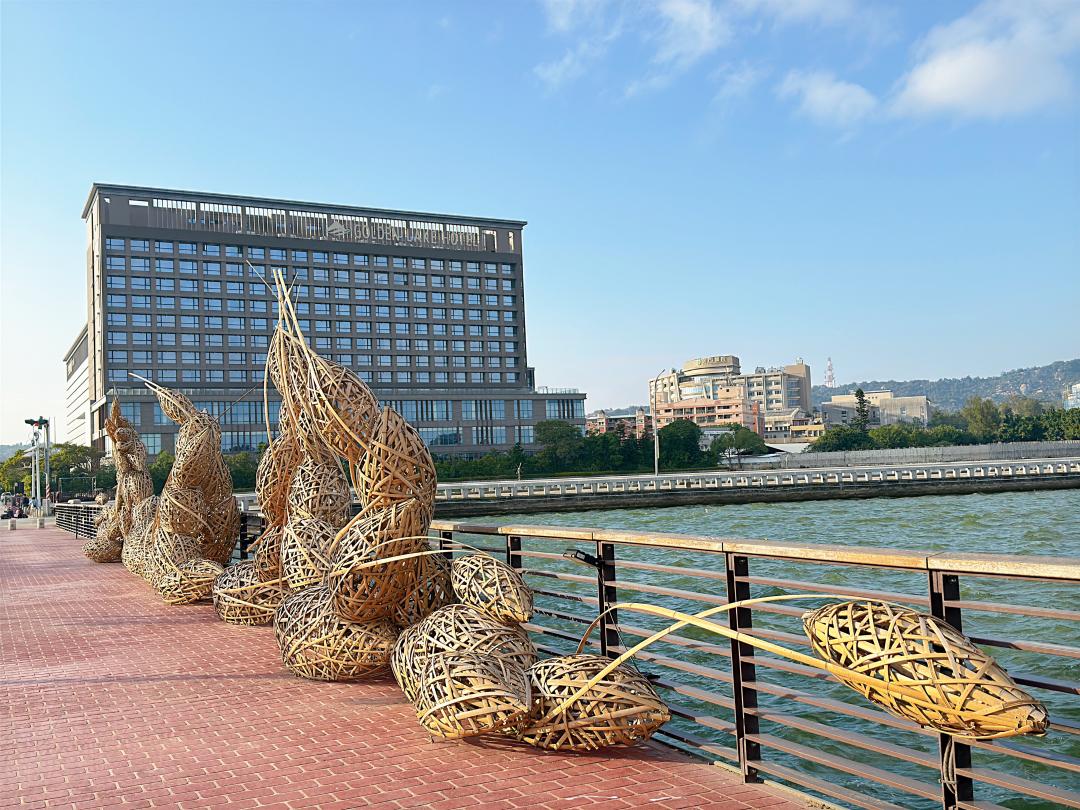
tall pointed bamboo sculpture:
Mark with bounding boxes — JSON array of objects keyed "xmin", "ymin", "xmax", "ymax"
[
  {"xmin": 140, "ymin": 382, "xmax": 240, "ymax": 605},
  {"xmin": 84, "ymin": 399, "xmax": 153, "ymax": 563}
]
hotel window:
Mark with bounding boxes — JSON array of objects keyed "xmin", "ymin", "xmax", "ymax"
[
  {"xmin": 130, "ymin": 257, "xmax": 150, "ymax": 272},
  {"xmin": 182, "ymin": 369, "xmax": 201, "ymax": 383},
  {"xmin": 515, "ymin": 400, "xmax": 533, "ymax": 419},
  {"xmin": 155, "ymin": 241, "xmax": 173, "ymax": 253},
  {"xmin": 227, "ymin": 317, "xmax": 244, "ymax": 330},
  {"xmin": 227, "ymin": 300, "xmax": 244, "ymax": 312},
  {"xmin": 205, "ymin": 317, "xmax": 223, "ymax": 330},
  {"xmin": 225, "ymin": 245, "xmax": 242, "ymax": 257},
  {"xmin": 248, "ymin": 246, "xmax": 265, "ymax": 259},
  {"xmin": 517, "ymin": 425, "xmax": 534, "ymax": 444},
  {"xmin": 107, "ymin": 313, "xmax": 127, "ymax": 326},
  {"xmin": 105, "ymin": 237, "xmax": 125, "ymax": 251},
  {"xmin": 377, "ymin": 371, "xmax": 392, "ymax": 383},
  {"xmin": 313, "ymin": 251, "xmax": 329, "ymax": 264},
  {"xmin": 180, "ymin": 297, "xmax": 198, "ymax": 310},
  {"xmin": 179, "ymin": 242, "xmax": 196, "ymax": 255},
  {"xmin": 228, "ymin": 352, "xmax": 245, "ymax": 365},
  {"xmin": 131, "ymin": 277, "xmax": 150, "ymax": 290},
  {"xmin": 180, "ymin": 260, "xmax": 197, "ymax": 274},
  {"xmin": 107, "ymin": 294, "xmax": 127, "ymax": 308},
  {"xmin": 467, "ymin": 262, "xmax": 479, "ymax": 273},
  {"xmin": 228, "ymin": 334, "xmax": 245, "ymax": 347},
  {"xmin": 206, "ymin": 352, "xmax": 224, "ymax": 364},
  {"xmin": 227, "ymin": 263, "xmax": 243, "ymax": 277},
  {"xmin": 204, "ymin": 262, "xmax": 221, "ymax": 276},
  {"xmin": 448, "ymin": 261, "xmax": 462, "ymax": 273},
  {"xmin": 203, "ymin": 244, "xmax": 220, "ymax": 256},
  {"xmin": 157, "ymin": 369, "xmax": 177, "ymax": 383},
  {"xmin": 182, "ymin": 351, "xmax": 198, "ymax": 364},
  {"xmin": 179, "ymin": 279, "xmax": 197, "ymax": 292},
  {"xmin": 131, "ymin": 239, "xmax": 150, "ymax": 252},
  {"xmin": 107, "ymin": 350, "xmax": 128, "ymax": 363},
  {"xmin": 206, "ymin": 370, "xmax": 224, "ymax": 382},
  {"xmin": 227, "ymin": 281, "xmax": 243, "ymax": 295},
  {"xmin": 292, "ymin": 250, "xmax": 308, "ymax": 262},
  {"xmin": 205, "ymin": 298, "xmax": 222, "ymax": 311},
  {"xmin": 143, "ymin": 434, "xmax": 162, "ymax": 455},
  {"xmin": 107, "ymin": 276, "xmax": 125, "ymax": 289},
  {"xmin": 107, "ymin": 331, "xmax": 126, "ymax": 344},
  {"xmin": 106, "ymin": 256, "xmax": 126, "ymax": 270}
]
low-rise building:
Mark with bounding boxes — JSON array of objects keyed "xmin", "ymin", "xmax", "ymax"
[
  {"xmin": 1066, "ymin": 383, "xmax": 1080, "ymax": 410},
  {"xmin": 585, "ymin": 408, "xmax": 650, "ymax": 439},
  {"xmin": 654, "ymin": 387, "xmax": 763, "ymax": 435},
  {"xmin": 650, "ymin": 355, "xmax": 812, "ymax": 416},
  {"xmin": 63, "ymin": 326, "xmax": 91, "ymax": 446},
  {"xmin": 823, "ymin": 390, "xmax": 929, "ymax": 427}
]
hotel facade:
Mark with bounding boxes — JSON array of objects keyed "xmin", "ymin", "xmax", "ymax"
[{"xmin": 75, "ymin": 184, "xmax": 585, "ymax": 457}]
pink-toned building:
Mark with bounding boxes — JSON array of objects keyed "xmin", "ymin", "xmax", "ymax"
[
  {"xmin": 585, "ymin": 408, "xmax": 650, "ymax": 440},
  {"xmin": 654, "ymin": 387, "xmax": 763, "ymax": 435}
]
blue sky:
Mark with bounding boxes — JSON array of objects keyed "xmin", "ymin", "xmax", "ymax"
[{"xmin": 1, "ymin": 0, "xmax": 1078, "ymax": 442}]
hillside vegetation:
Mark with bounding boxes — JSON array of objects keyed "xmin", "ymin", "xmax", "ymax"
[{"xmin": 812, "ymin": 358, "xmax": 1079, "ymax": 411}]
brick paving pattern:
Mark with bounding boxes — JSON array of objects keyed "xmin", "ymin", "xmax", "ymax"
[{"xmin": 2, "ymin": 527, "xmax": 808, "ymax": 809}]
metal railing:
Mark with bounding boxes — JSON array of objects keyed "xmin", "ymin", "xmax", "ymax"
[
  {"xmin": 424, "ymin": 520, "xmax": 1079, "ymax": 810},
  {"xmin": 53, "ymin": 502, "xmax": 1079, "ymax": 808},
  {"xmin": 434, "ymin": 457, "xmax": 1080, "ymax": 501}
]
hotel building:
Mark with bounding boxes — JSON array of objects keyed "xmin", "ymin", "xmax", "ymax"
[
  {"xmin": 74, "ymin": 184, "xmax": 585, "ymax": 457},
  {"xmin": 650, "ymin": 355, "xmax": 812, "ymax": 417}
]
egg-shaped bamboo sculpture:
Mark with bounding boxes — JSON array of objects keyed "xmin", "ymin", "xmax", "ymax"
[
  {"xmin": 519, "ymin": 654, "xmax": 670, "ymax": 751},
  {"xmin": 451, "ymin": 553, "xmax": 533, "ymax": 624},
  {"xmin": 803, "ymin": 600, "xmax": 1049, "ymax": 739},
  {"xmin": 274, "ymin": 585, "xmax": 398, "ymax": 681},
  {"xmin": 392, "ymin": 604, "xmax": 538, "ymax": 704},
  {"xmin": 212, "ymin": 560, "xmax": 287, "ymax": 626},
  {"xmin": 414, "ymin": 652, "xmax": 532, "ymax": 740}
]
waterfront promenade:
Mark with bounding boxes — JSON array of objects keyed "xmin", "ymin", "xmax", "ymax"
[{"xmin": 1, "ymin": 527, "xmax": 805, "ymax": 810}]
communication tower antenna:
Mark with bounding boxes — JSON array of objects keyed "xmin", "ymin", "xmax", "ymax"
[{"xmin": 824, "ymin": 357, "xmax": 836, "ymax": 388}]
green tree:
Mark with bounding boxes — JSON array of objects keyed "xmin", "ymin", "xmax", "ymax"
[
  {"xmin": 808, "ymin": 425, "xmax": 875, "ymax": 452},
  {"xmin": 149, "ymin": 452, "xmax": 175, "ymax": 494},
  {"xmin": 226, "ymin": 452, "xmax": 259, "ymax": 491},
  {"xmin": 924, "ymin": 425, "xmax": 972, "ymax": 446},
  {"xmin": 960, "ymin": 397, "xmax": 1002, "ymax": 442},
  {"xmin": 0, "ymin": 450, "xmax": 29, "ymax": 491},
  {"xmin": 658, "ymin": 419, "xmax": 703, "ymax": 469},
  {"xmin": 852, "ymin": 388, "xmax": 871, "ymax": 433},
  {"xmin": 49, "ymin": 443, "xmax": 105, "ymax": 493},
  {"xmin": 533, "ymin": 420, "xmax": 584, "ymax": 473}
]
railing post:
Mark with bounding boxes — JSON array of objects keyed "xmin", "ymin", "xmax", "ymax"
[
  {"xmin": 439, "ymin": 529, "xmax": 454, "ymax": 562},
  {"xmin": 929, "ymin": 570, "xmax": 974, "ymax": 810},
  {"xmin": 506, "ymin": 534, "xmax": 522, "ymax": 571},
  {"xmin": 595, "ymin": 541, "xmax": 619, "ymax": 658},
  {"xmin": 238, "ymin": 512, "xmax": 250, "ymax": 560},
  {"xmin": 726, "ymin": 553, "xmax": 761, "ymax": 782}
]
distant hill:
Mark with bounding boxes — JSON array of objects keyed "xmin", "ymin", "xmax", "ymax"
[
  {"xmin": 0, "ymin": 443, "xmax": 28, "ymax": 462},
  {"xmin": 812, "ymin": 359, "xmax": 1080, "ymax": 412}
]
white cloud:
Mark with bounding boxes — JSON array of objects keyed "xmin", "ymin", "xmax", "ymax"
[
  {"xmin": 540, "ymin": 0, "xmax": 609, "ymax": 32},
  {"xmin": 892, "ymin": 0, "xmax": 1080, "ymax": 118},
  {"xmin": 777, "ymin": 69, "xmax": 877, "ymax": 127},
  {"xmin": 624, "ymin": 0, "xmax": 731, "ymax": 96},
  {"xmin": 733, "ymin": 0, "xmax": 858, "ymax": 26},
  {"xmin": 712, "ymin": 62, "xmax": 767, "ymax": 101},
  {"xmin": 535, "ymin": 40, "xmax": 602, "ymax": 89},
  {"xmin": 652, "ymin": 0, "xmax": 731, "ymax": 67}
]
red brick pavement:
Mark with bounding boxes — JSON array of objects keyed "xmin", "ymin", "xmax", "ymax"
[{"xmin": 1, "ymin": 527, "xmax": 809, "ymax": 810}]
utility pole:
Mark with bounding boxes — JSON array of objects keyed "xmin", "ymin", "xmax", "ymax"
[
  {"xmin": 651, "ymin": 368, "xmax": 666, "ymax": 477},
  {"xmin": 24, "ymin": 417, "xmax": 51, "ymax": 515}
]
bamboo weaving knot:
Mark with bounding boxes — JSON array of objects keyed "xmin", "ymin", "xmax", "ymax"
[{"xmin": 802, "ymin": 600, "xmax": 1049, "ymax": 739}]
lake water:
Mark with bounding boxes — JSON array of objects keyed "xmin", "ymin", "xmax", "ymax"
[{"xmin": 466, "ymin": 489, "xmax": 1080, "ymax": 809}]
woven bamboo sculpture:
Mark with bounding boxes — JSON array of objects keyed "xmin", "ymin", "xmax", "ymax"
[
  {"xmin": 327, "ymin": 498, "xmax": 431, "ymax": 623},
  {"xmin": 275, "ymin": 585, "xmax": 399, "ymax": 681},
  {"xmin": 121, "ymin": 495, "xmax": 160, "ymax": 578},
  {"xmin": 281, "ymin": 517, "xmax": 339, "ymax": 591},
  {"xmin": 84, "ymin": 399, "xmax": 154, "ymax": 563},
  {"xmin": 212, "ymin": 560, "xmax": 287, "ymax": 625},
  {"xmin": 141, "ymin": 383, "xmax": 241, "ymax": 603},
  {"xmin": 803, "ymin": 600, "xmax": 1049, "ymax": 739},
  {"xmin": 391, "ymin": 604, "xmax": 538, "ymax": 704},
  {"xmin": 393, "ymin": 552, "xmax": 454, "ymax": 628},
  {"xmin": 251, "ymin": 524, "xmax": 285, "ymax": 582},
  {"xmin": 519, "ymin": 654, "xmax": 670, "ymax": 751},
  {"xmin": 451, "ymin": 554, "xmax": 533, "ymax": 624},
  {"xmin": 415, "ymin": 652, "xmax": 532, "ymax": 740}
]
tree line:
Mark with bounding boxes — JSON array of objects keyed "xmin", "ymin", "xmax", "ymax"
[
  {"xmin": 808, "ymin": 393, "xmax": 1080, "ymax": 453},
  {"xmin": 7, "ymin": 393, "xmax": 1076, "ymax": 496}
]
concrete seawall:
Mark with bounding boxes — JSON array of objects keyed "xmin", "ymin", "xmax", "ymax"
[{"xmin": 433, "ymin": 463, "xmax": 1080, "ymax": 518}]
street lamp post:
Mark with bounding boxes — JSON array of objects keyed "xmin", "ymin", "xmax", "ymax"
[{"xmin": 651, "ymin": 368, "xmax": 665, "ymax": 478}]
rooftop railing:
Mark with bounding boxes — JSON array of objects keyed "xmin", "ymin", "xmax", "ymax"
[{"xmin": 54, "ymin": 502, "xmax": 1080, "ymax": 809}]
